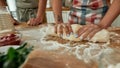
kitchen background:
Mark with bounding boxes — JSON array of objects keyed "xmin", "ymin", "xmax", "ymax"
[{"xmin": 7, "ymin": 0, "xmax": 120, "ymax": 26}]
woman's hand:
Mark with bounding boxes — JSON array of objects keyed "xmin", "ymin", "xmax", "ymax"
[
  {"xmin": 27, "ymin": 17, "xmax": 43, "ymax": 26},
  {"xmin": 76, "ymin": 24, "xmax": 103, "ymax": 40},
  {"xmin": 54, "ymin": 23, "xmax": 73, "ymax": 37}
]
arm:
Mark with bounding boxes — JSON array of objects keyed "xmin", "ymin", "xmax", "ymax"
[
  {"xmin": 52, "ymin": 0, "xmax": 73, "ymax": 37},
  {"xmin": 77, "ymin": 0, "xmax": 120, "ymax": 40},
  {"xmin": 52, "ymin": 0, "xmax": 73, "ymax": 36},
  {"xmin": 36, "ymin": 0, "xmax": 47, "ymax": 18},
  {"xmin": 98, "ymin": 0, "xmax": 120, "ymax": 28},
  {"xmin": 27, "ymin": 0, "xmax": 47, "ymax": 26},
  {"xmin": 0, "ymin": 0, "xmax": 7, "ymax": 6},
  {"xmin": 106, "ymin": 0, "xmax": 111, "ymax": 7},
  {"xmin": 51, "ymin": 0, "xmax": 63, "ymax": 24}
]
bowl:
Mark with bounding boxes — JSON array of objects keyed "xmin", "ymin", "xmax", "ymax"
[{"xmin": 0, "ymin": 31, "xmax": 22, "ymax": 46}]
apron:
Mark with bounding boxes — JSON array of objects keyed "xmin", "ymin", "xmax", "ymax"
[
  {"xmin": 16, "ymin": 0, "xmax": 38, "ymax": 22},
  {"xmin": 68, "ymin": 0, "xmax": 109, "ymax": 25}
]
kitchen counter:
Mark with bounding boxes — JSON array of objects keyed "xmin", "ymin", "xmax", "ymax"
[{"xmin": 15, "ymin": 23, "xmax": 120, "ymax": 68}]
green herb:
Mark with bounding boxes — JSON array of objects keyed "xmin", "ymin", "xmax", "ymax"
[{"xmin": 0, "ymin": 43, "xmax": 33, "ymax": 68}]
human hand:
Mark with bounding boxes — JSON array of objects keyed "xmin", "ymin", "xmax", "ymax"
[
  {"xmin": 27, "ymin": 17, "xmax": 43, "ymax": 26},
  {"xmin": 54, "ymin": 23, "xmax": 73, "ymax": 37},
  {"xmin": 12, "ymin": 19, "xmax": 19, "ymax": 25},
  {"xmin": 76, "ymin": 24, "xmax": 103, "ymax": 41},
  {"xmin": 10, "ymin": 15, "xmax": 19, "ymax": 25}
]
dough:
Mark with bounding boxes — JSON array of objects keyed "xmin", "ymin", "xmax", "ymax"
[
  {"xmin": 90, "ymin": 29, "xmax": 110, "ymax": 42},
  {"xmin": 47, "ymin": 24, "xmax": 110, "ymax": 42}
]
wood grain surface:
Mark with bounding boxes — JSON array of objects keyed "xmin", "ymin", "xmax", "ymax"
[{"xmin": 15, "ymin": 23, "xmax": 120, "ymax": 68}]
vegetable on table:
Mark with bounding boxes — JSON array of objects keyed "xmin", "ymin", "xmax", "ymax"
[{"xmin": 0, "ymin": 43, "xmax": 33, "ymax": 68}]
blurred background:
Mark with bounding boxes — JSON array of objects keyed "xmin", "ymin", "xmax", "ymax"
[{"xmin": 3, "ymin": 0, "xmax": 120, "ymax": 26}]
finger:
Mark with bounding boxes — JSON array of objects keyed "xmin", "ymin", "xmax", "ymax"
[
  {"xmin": 54, "ymin": 24, "xmax": 57, "ymax": 34},
  {"xmin": 63, "ymin": 25, "xmax": 70, "ymax": 37},
  {"xmin": 87, "ymin": 29, "xmax": 101, "ymax": 40},
  {"xmin": 35, "ymin": 19, "xmax": 41, "ymax": 25},
  {"xmin": 37, "ymin": 21, "xmax": 42, "ymax": 25},
  {"xmin": 74, "ymin": 27, "xmax": 83, "ymax": 38},
  {"xmin": 81, "ymin": 28, "xmax": 94, "ymax": 40},
  {"xmin": 32, "ymin": 19, "xmax": 36, "ymax": 26},
  {"xmin": 77, "ymin": 26, "xmax": 89, "ymax": 38},
  {"xmin": 29, "ymin": 18, "xmax": 34, "ymax": 26},
  {"xmin": 67, "ymin": 24, "xmax": 73, "ymax": 35},
  {"xmin": 38, "ymin": 18, "xmax": 43, "ymax": 25},
  {"xmin": 27, "ymin": 19, "xmax": 31, "ymax": 25},
  {"xmin": 34, "ymin": 21, "xmax": 38, "ymax": 26},
  {"xmin": 57, "ymin": 24, "xmax": 63, "ymax": 37}
]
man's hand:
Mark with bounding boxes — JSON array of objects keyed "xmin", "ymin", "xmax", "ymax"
[
  {"xmin": 76, "ymin": 24, "xmax": 103, "ymax": 40},
  {"xmin": 54, "ymin": 23, "xmax": 73, "ymax": 37},
  {"xmin": 12, "ymin": 19, "xmax": 19, "ymax": 25},
  {"xmin": 27, "ymin": 17, "xmax": 43, "ymax": 26},
  {"xmin": 10, "ymin": 15, "xmax": 19, "ymax": 25}
]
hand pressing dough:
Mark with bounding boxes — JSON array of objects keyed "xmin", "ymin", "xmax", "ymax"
[
  {"xmin": 47, "ymin": 24, "xmax": 110, "ymax": 42},
  {"xmin": 90, "ymin": 29, "xmax": 110, "ymax": 42}
]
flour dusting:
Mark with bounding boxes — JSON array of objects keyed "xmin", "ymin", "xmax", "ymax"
[{"xmin": 20, "ymin": 25, "xmax": 120, "ymax": 68}]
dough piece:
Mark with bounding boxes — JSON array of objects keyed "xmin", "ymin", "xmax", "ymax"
[
  {"xmin": 47, "ymin": 24, "xmax": 110, "ymax": 42},
  {"xmin": 62, "ymin": 24, "xmax": 82, "ymax": 41},
  {"xmin": 90, "ymin": 29, "xmax": 110, "ymax": 42}
]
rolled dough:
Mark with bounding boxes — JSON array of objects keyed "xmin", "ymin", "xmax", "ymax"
[{"xmin": 47, "ymin": 24, "xmax": 110, "ymax": 42}]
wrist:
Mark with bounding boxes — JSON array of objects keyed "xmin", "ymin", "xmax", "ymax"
[
  {"xmin": 55, "ymin": 21, "xmax": 63, "ymax": 24},
  {"xmin": 36, "ymin": 14, "xmax": 44, "ymax": 20},
  {"xmin": 36, "ymin": 15, "xmax": 43, "ymax": 19},
  {"xmin": 36, "ymin": 12, "xmax": 45, "ymax": 18},
  {"xmin": 55, "ymin": 18, "xmax": 63, "ymax": 24},
  {"xmin": 97, "ymin": 23, "xmax": 110, "ymax": 29},
  {"xmin": 36, "ymin": 17, "xmax": 41, "ymax": 20},
  {"xmin": 53, "ymin": 13, "xmax": 63, "ymax": 24}
]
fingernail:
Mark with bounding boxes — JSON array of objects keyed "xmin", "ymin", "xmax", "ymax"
[
  {"xmin": 80, "ymin": 36, "xmax": 83, "ymax": 40},
  {"xmin": 67, "ymin": 34, "xmax": 70, "ymax": 37},
  {"xmin": 74, "ymin": 34, "xmax": 78, "ymax": 38}
]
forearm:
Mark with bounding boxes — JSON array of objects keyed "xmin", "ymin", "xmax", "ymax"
[
  {"xmin": 37, "ymin": 0, "xmax": 47, "ymax": 18},
  {"xmin": 106, "ymin": 0, "xmax": 111, "ymax": 7},
  {"xmin": 51, "ymin": 0, "xmax": 63, "ymax": 23},
  {"xmin": 98, "ymin": 0, "xmax": 120, "ymax": 28}
]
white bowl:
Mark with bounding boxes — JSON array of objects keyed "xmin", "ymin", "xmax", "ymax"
[{"xmin": 0, "ymin": 45, "xmax": 19, "ymax": 54}]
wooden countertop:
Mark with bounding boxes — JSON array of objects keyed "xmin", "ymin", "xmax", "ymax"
[
  {"xmin": 15, "ymin": 23, "xmax": 120, "ymax": 68},
  {"xmin": 46, "ymin": 7, "xmax": 70, "ymax": 11},
  {"xmin": 15, "ymin": 23, "xmax": 120, "ymax": 48}
]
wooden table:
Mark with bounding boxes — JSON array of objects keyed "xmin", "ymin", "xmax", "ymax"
[{"xmin": 15, "ymin": 23, "xmax": 120, "ymax": 68}]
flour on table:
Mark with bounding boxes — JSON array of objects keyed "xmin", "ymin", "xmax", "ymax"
[
  {"xmin": 20, "ymin": 24, "xmax": 120, "ymax": 68},
  {"xmin": 38, "ymin": 25, "xmax": 110, "ymax": 62},
  {"xmin": 45, "ymin": 24, "xmax": 110, "ymax": 42}
]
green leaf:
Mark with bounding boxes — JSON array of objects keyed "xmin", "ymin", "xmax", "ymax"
[
  {"xmin": 0, "ymin": 42, "xmax": 33, "ymax": 68},
  {"xmin": 7, "ymin": 47, "xmax": 17, "ymax": 60},
  {"xmin": 16, "ymin": 43, "xmax": 27, "ymax": 51}
]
